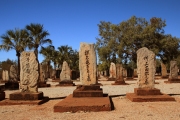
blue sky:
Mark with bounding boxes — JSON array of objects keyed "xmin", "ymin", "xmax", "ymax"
[{"xmin": 0, "ymin": 0, "xmax": 180, "ymax": 63}]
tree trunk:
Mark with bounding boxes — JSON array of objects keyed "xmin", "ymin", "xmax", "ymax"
[{"xmin": 16, "ymin": 51, "xmax": 20, "ymax": 81}]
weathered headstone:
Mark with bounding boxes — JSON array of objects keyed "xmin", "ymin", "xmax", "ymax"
[
  {"xmin": 20, "ymin": 51, "xmax": 39, "ymax": 92},
  {"xmin": 38, "ymin": 63, "xmax": 50, "ymax": 87},
  {"xmin": 60, "ymin": 61, "xmax": 71, "ymax": 81},
  {"xmin": 112, "ymin": 64, "xmax": 127, "ymax": 85},
  {"xmin": 137, "ymin": 47, "xmax": 155, "ymax": 89},
  {"xmin": 39, "ymin": 63, "xmax": 45, "ymax": 82},
  {"xmin": 108, "ymin": 62, "xmax": 116, "ymax": 81},
  {"xmin": 126, "ymin": 47, "xmax": 175, "ymax": 102},
  {"xmin": 133, "ymin": 69, "xmax": 138, "ymax": 77},
  {"xmin": 161, "ymin": 62, "xmax": 167, "ymax": 78},
  {"xmin": 9, "ymin": 65, "xmax": 17, "ymax": 81},
  {"xmin": 123, "ymin": 68, "xmax": 127, "ymax": 77},
  {"xmin": 169, "ymin": 61, "xmax": 178, "ymax": 79},
  {"xmin": 2, "ymin": 70, "xmax": 9, "ymax": 81},
  {"xmin": 165, "ymin": 60, "xmax": 180, "ymax": 83},
  {"xmin": 79, "ymin": 43, "xmax": 97, "ymax": 85},
  {"xmin": 56, "ymin": 61, "xmax": 74, "ymax": 86},
  {"xmin": 9, "ymin": 51, "xmax": 48, "ymax": 103}
]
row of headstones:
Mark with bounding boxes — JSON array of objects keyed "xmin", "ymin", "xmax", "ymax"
[
  {"xmin": 104, "ymin": 61, "xmax": 178, "ymax": 80},
  {"xmin": 1, "ymin": 65, "xmax": 17, "ymax": 81},
  {"xmin": 6, "ymin": 44, "xmax": 179, "ymax": 93}
]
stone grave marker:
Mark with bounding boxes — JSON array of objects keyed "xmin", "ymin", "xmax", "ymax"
[
  {"xmin": 79, "ymin": 43, "xmax": 97, "ymax": 85},
  {"xmin": 54, "ymin": 42, "xmax": 111, "ymax": 112},
  {"xmin": 2, "ymin": 70, "xmax": 9, "ymax": 81},
  {"xmin": 108, "ymin": 62, "xmax": 116, "ymax": 81},
  {"xmin": 57, "ymin": 61, "xmax": 74, "ymax": 86},
  {"xmin": 126, "ymin": 47, "xmax": 175, "ymax": 102},
  {"xmin": 112, "ymin": 64, "xmax": 127, "ymax": 85},
  {"xmin": 161, "ymin": 62, "xmax": 167, "ymax": 78},
  {"xmin": 10, "ymin": 65, "xmax": 17, "ymax": 81},
  {"xmin": 165, "ymin": 60, "xmax": 180, "ymax": 83},
  {"xmin": 137, "ymin": 47, "xmax": 155, "ymax": 89},
  {"xmin": 169, "ymin": 61, "xmax": 178, "ymax": 79},
  {"xmin": 19, "ymin": 51, "xmax": 39, "ymax": 92},
  {"xmin": 60, "ymin": 61, "xmax": 71, "ymax": 80}
]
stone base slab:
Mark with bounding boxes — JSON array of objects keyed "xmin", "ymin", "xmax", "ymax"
[
  {"xmin": 108, "ymin": 78, "xmax": 116, "ymax": 81},
  {"xmin": 54, "ymin": 94, "xmax": 111, "ymax": 112},
  {"xmin": 134, "ymin": 88, "xmax": 162, "ymax": 95},
  {"xmin": 112, "ymin": 80, "xmax": 128, "ymax": 85},
  {"xmin": 10, "ymin": 92, "xmax": 43, "ymax": 100},
  {"xmin": 0, "ymin": 92, "xmax": 5, "ymax": 101},
  {"xmin": 73, "ymin": 85, "xmax": 103, "ymax": 97},
  {"xmin": 56, "ymin": 80, "xmax": 75, "ymax": 86},
  {"xmin": 126, "ymin": 93, "xmax": 175, "ymax": 102},
  {"xmin": 126, "ymin": 88, "xmax": 175, "ymax": 102},
  {"xmin": 164, "ymin": 79, "xmax": 180, "ymax": 83},
  {"xmin": 0, "ymin": 97, "xmax": 49, "ymax": 105}
]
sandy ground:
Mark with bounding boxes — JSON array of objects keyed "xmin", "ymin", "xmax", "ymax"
[{"xmin": 1, "ymin": 77, "xmax": 180, "ymax": 120}]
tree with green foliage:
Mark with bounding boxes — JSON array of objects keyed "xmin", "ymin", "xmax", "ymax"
[
  {"xmin": 96, "ymin": 16, "xmax": 180, "ymax": 71},
  {"xmin": 26, "ymin": 23, "xmax": 52, "ymax": 59},
  {"xmin": 57, "ymin": 45, "xmax": 73, "ymax": 68},
  {"xmin": 40, "ymin": 45, "xmax": 55, "ymax": 78},
  {"xmin": 0, "ymin": 28, "xmax": 30, "ymax": 80}
]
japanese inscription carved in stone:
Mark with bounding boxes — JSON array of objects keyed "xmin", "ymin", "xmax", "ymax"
[
  {"xmin": 20, "ymin": 51, "xmax": 39, "ymax": 92},
  {"xmin": 137, "ymin": 47, "xmax": 155, "ymax": 89},
  {"xmin": 79, "ymin": 43, "xmax": 97, "ymax": 85}
]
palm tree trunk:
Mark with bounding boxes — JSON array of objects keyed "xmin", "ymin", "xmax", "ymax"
[{"xmin": 16, "ymin": 51, "xmax": 20, "ymax": 81}]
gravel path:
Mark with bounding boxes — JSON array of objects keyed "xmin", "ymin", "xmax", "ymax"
[{"xmin": 1, "ymin": 79, "xmax": 180, "ymax": 120}]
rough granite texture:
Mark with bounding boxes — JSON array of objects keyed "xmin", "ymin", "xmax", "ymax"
[
  {"xmin": 137, "ymin": 47, "xmax": 155, "ymax": 89},
  {"xmin": 79, "ymin": 43, "xmax": 97, "ymax": 85},
  {"xmin": 60, "ymin": 61, "xmax": 71, "ymax": 81},
  {"xmin": 20, "ymin": 51, "xmax": 39, "ymax": 93}
]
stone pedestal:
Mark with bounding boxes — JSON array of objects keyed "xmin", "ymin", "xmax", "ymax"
[
  {"xmin": 126, "ymin": 88, "xmax": 175, "ymax": 102},
  {"xmin": 10, "ymin": 92, "xmax": 43, "ymax": 100},
  {"xmin": 108, "ymin": 78, "xmax": 116, "ymax": 81},
  {"xmin": 164, "ymin": 78, "xmax": 180, "ymax": 83},
  {"xmin": 56, "ymin": 80, "xmax": 75, "ymax": 86},
  {"xmin": 112, "ymin": 80, "xmax": 128, "ymax": 85},
  {"xmin": 0, "ymin": 92, "xmax": 49, "ymax": 105},
  {"xmin": 38, "ymin": 81, "xmax": 51, "ymax": 88},
  {"xmin": 73, "ymin": 85, "xmax": 103, "ymax": 97},
  {"xmin": 54, "ymin": 94, "xmax": 111, "ymax": 113}
]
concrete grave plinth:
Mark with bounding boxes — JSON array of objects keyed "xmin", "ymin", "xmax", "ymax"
[
  {"xmin": 54, "ymin": 94, "xmax": 111, "ymax": 113},
  {"xmin": 56, "ymin": 80, "xmax": 75, "ymax": 86},
  {"xmin": 10, "ymin": 92, "xmax": 43, "ymax": 100},
  {"xmin": 164, "ymin": 78, "xmax": 180, "ymax": 83},
  {"xmin": 112, "ymin": 80, "xmax": 128, "ymax": 85},
  {"xmin": 126, "ymin": 47, "xmax": 175, "ymax": 102},
  {"xmin": 126, "ymin": 88, "xmax": 175, "ymax": 102},
  {"xmin": 54, "ymin": 43, "xmax": 111, "ymax": 112},
  {"xmin": 0, "ymin": 91, "xmax": 49, "ymax": 105},
  {"xmin": 73, "ymin": 85, "xmax": 103, "ymax": 97}
]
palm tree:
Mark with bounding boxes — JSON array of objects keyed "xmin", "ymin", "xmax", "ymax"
[
  {"xmin": 26, "ymin": 23, "xmax": 52, "ymax": 59},
  {"xmin": 57, "ymin": 45, "xmax": 73, "ymax": 67},
  {"xmin": 40, "ymin": 45, "xmax": 55, "ymax": 78},
  {"xmin": 0, "ymin": 28, "xmax": 30, "ymax": 80}
]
